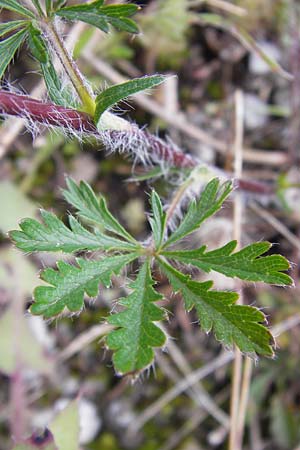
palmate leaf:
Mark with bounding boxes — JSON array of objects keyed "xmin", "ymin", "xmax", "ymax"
[
  {"xmin": 0, "ymin": 20, "xmax": 28, "ymax": 39},
  {"xmin": 107, "ymin": 260, "xmax": 167, "ymax": 374},
  {"xmin": 56, "ymin": 1, "xmax": 139, "ymax": 34},
  {"xmin": 158, "ymin": 258, "xmax": 274, "ymax": 356},
  {"xmin": 163, "ymin": 241, "xmax": 293, "ymax": 286},
  {"xmin": 149, "ymin": 190, "xmax": 166, "ymax": 249},
  {"xmin": 31, "ymin": 253, "xmax": 138, "ymax": 318},
  {"xmin": 0, "ymin": 28, "xmax": 28, "ymax": 79},
  {"xmin": 10, "ymin": 210, "xmax": 140, "ymax": 253},
  {"xmin": 0, "ymin": 0, "xmax": 35, "ymax": 18},
  {"xmin": 163, "ymin": 178, "xmax": 233, "ymax": 248},
  {"xmin": 95, "ymin": 75, "xmax": 166, "ymax": 124},
  {"xmin": 63, "ymin": 177, "xmax": 137, "ymax": 244}
]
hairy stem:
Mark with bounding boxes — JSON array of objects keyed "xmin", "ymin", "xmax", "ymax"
[
  {"xmin": 41, "ymin": 19, "xmax": 96, "ymax": 115},
  {"xmin": 0, "ymin": 91, "xmax": 275, "ymax": 195}
]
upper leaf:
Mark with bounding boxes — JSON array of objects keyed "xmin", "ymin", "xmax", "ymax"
[
  {"xmin": 163, "ymin": 178, "xmax": 232, "ymax": 248},
  {"xmin": 0, "ymin": 28, "xmax": 28, "ymax": 79},
  {"xmin": 95, "ymin": 75, "xmax": 166, "ymax": 124},
  {"xmin": 31, "ymin": 253, "xmax": 138, "ymax": 318},
  {"xmin": 0, "ymin": 20, "xmax": 28, "ymax": 39},
  {"xmin": 55, "ymin": 1, "xmax": 139, "ymax": 34},
  {"xmin": 0, "ymin": 0, "xmax": 35, "ymax": 18},
  {"xmin": 162, "ymin": 241, "xmax": 293, "ymax": 286},
  {"xmin": 158, "ymin": 258, "xmax": 274, "ymax": 356},
  {"xmin": 10, "ymin": 210, "xmax": 140, "ymax": 253},
  {"xmin": 62, "ymin": 177, "xmax": 137, "ymax": 244},
  {"xmin": 106, "ymin": 260, "xmax": 167, "ymax": 374},
  {"xmin": 149, "ymin": 190, "xmax": 166, "ymax": 250}
]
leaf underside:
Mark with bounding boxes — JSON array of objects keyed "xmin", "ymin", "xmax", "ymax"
[
  {"xmin": 158, "ymin": 258, "xmax": 274, "ymax": 357},
  {"xmin": 106, "ymin": 260, "xmax": 167, "ymax": 374},
  {"xmin": 163, "ymin": 240, "xmax": 293, "ymax": 286},
  {"xmin": 31, "ymin": 253, "xmax": 138, "ymax": 318}
]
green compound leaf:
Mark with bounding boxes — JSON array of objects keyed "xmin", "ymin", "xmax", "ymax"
[
  {"xmin": 0, "ymin": 0, "xmax": 35, "ymax": 18},
  {"xmin": 10, "ymin": 210, "xmax": 140, "ymax": 253},
  {"xmin": 0, "ymin": 28, "xmax": 28, "ymax": 80},
  {"xmin": 56, "ymin": 1, "xmax": 139, "ymax": 35},
  {"xmin": 158, "ymin": 258, "xmax": 274, "ymax": 356},
  {"xmin": 95, "ymin": 75, "xmax": 166, "ymax": 123},
  {"xmin": 0, "ymin": 20, "xmax": 28, "ymax": 39},
  {"xmin": 162, "ymin": 241, "xmax": 293, "ymax": 286},
  {"xmin": 63, "ymin": 177, "xmax": 137, "ymax": 244},
  {"xmin": 164, "ymin": 178, "xmax": 232, "ymax": 248},
  {"xmin": 149, "ymin": 190, "xmax": 166, "ymax": 250},
  {"xmin": 107, "ymin": 260, "xmax": 167, "ymax": 374},
  {"xmin": 31, "ymin": 253, "xmax": 138, "ymax": 318}
]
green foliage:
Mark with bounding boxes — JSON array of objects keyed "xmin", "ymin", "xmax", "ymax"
[
  {"xmin": 31, "ymin": 253, "xmax": 138, "ymax": 318},
  {"xmin": 10, "ymin": 177, "xmax": 292, "ymax": 374},
  {"xmin": 0, "ymin": 0, "xmax": 35, "ymax": 18},
  {"xmin": 158, "ymin": 258, "xmax": 274, "ymax": 356},
  {"xmin": 9, "ymin": 210, "xmax": 140, "ymax": 253},
  {"xmin": 95, "ymin": 75, "xmax": 166, "ymax": 124},
  {"xmin": 107, "ymin": 261, "xmax": 167, "ymax": 374},
  {"xmin": 0, "ymin": 20, "xmax": 28, "ymax": 38},
  {"xmin": 28, "ymin": 23, "xmax": 76, "ymax": 106},
  {"xmin": 163, "ymin": 178, "xmax": 232, "ymax": 247},
  {"xmin": 149, "ymin": 190, "xmax": 166, "ymax": 250},
  {"xmin": 28, "ymin": 24, "xmax": 48, "ymax": 63},
  {"xmin": 0, "ymin": 28, "xmax": 28, "ymax": 79},
  {"xmin": 162, "ymin": 240, "xmax": 293, "ymax": 286},
  {"xmin": 62, "ymin": 177, "xmax": 137, "ymax": 243},
  {"xmin": 55, "ymin": 1, "xmax": 139, "ymax": 34}
]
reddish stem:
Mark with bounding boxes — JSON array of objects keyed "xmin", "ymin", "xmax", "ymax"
[
  {"xmin": 0, "ymin": 90, "xmax": 274, "ymax": 195},
  {"xmin": 0, "ymin": 91, "xmax": 97, "ymax": 133}
]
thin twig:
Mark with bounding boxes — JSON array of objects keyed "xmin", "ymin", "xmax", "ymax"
[
  {"xmin": 229, "ymin": 89, "xmax": 244, "ymax": 450},
  {"xmin": 57, "ymin": 324, "xmax": 114, "ymax": 362},
  {"xmin": 128, "ymin": 351, "xmax": 234, "ymax": 435},
  {"xmin": 249, "ymin": 202, "xmax": 300, "ymax": 252},
  {"xmin": 166, "ymin": 338, "xmax": 229, "ymax": 427}
]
